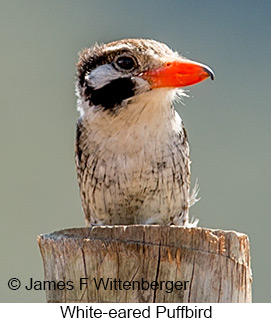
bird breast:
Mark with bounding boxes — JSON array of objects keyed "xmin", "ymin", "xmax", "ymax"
[{"xmin": 77, "ymin": 88, "xmax": 190, "ymax": 224}]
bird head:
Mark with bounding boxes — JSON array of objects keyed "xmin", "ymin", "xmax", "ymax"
[{"xmin": 76, "ymin": 38, "xmax": 214, "ymax": 113}]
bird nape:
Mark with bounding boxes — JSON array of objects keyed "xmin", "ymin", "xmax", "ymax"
[{"xmin": 75, "ymin": 38, "xmax": 214, "ymax": 226}]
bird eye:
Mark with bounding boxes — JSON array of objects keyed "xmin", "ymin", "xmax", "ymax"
[{"xmin": 115, "ymin": 56, "xmax": 137, "ymax": 71}]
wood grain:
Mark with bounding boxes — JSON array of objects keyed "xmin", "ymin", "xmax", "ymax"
[{"xmin": 38, "ymin": 225, "xmax": 252, "ymax": 302}]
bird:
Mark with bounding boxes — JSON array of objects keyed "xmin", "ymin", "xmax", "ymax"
[{"xmin": 75, "ymin": 38, "xmax": 214, "ymax": 226}]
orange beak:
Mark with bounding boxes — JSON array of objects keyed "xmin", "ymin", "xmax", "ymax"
[{"xmin": 141, "ymin": 59, "xmax": 214, "ymax": 88}]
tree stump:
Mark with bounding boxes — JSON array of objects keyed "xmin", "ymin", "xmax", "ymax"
[{"xmin": 37, "ymin": 225, "xmax": 252, "ymax": 303}]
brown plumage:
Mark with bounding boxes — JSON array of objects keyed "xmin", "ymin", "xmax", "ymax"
[{"xmin": 75, "ymin": 39, "xmax": 214, "ymax": 226}]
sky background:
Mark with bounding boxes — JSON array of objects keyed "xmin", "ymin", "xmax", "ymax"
[{"xmin": 1, "ymin": 0, "xmax": 270, "ymax": 302}]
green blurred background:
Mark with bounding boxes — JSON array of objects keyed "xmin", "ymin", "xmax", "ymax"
[{"xmin": 1, "ymin": 0, "xmax": 270, "ymax": 302}]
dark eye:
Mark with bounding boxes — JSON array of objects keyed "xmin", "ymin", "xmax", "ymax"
[{"xmin": 115, "ymin": 56, "xmax": 137, "ymax": 71}]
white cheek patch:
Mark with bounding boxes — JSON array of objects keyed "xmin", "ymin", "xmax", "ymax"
[{"xmin": 85, "ymin": 64, "xmax": 122, "ymax": 90}]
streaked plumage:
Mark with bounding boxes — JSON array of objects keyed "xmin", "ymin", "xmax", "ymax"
[{"xmin": 75, "ymin": 39, "xmax": 214, "ymax": 226}]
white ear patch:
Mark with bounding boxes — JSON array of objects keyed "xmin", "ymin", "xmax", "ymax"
[{"xmin": 85, "ymin": 64, "xmax": 122, "ymax": 90}]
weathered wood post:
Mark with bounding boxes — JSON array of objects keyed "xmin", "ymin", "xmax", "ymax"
[{"xmin": 37, "ymin": 225, "xmax": 252, "ymax": 302}]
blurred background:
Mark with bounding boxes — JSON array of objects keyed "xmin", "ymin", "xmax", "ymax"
[{"xmin": 1, "ymin": 0, "xmax": 270, "ymax": 302}]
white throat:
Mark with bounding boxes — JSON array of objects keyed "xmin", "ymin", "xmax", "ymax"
[{"xmin": 79, "ymin": 88, "xmax": 185, "ymax": 155}]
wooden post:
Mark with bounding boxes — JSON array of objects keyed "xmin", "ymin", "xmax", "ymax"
[{"xmin": 37, "ymin": 225, "xmax": 252, "ymax": 303}]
